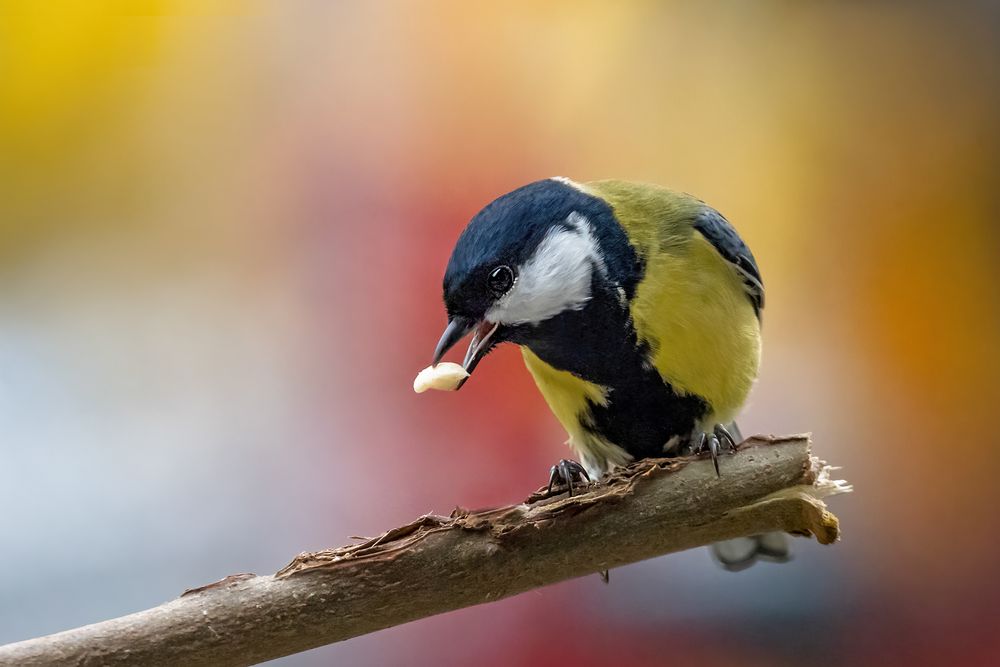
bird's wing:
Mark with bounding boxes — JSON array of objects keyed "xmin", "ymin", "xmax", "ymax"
[{"xmin": 692, "ymin": 208, "xmax": 765, "ymax": 317}]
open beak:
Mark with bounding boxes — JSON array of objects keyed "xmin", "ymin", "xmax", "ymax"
[{"xmin": 432, "ymin": 316, "xmax": 501, "ymax": 388}]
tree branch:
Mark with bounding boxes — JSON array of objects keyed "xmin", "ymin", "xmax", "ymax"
[{"xmin": 0, "ymin": 435, "xmax": 850, "ymax": 667}]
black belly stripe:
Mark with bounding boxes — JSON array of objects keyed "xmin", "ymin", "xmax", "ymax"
[{"xmin": 584, "ymin": 380, "xmax": 708, "ymax": 459}]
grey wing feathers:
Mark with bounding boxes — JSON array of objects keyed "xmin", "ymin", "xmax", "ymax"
[{"xmin": 693, "ymin": 208, "xmax": 765, "ymax": 317}]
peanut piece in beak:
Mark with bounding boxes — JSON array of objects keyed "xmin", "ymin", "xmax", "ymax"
[{"xmin": 413, "ymin": 362, "xmax": 470, "ymax": 393}]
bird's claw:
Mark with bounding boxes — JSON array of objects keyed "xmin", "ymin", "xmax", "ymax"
[
  {"xmin": 693, "ymin": 424, "xmax": 739, "ymax": 477},
  {"xmin": 715, "ymin": 423, "xmax": 738, "ymax": 451},
  {"xmin": 546, "ymin": 459, "xmax": 591, "ymax": 497}
]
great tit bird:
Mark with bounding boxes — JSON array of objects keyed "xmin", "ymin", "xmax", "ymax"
[{"xmin": 431, "ymin": 177, "xmax": 787, "ymax": 570}]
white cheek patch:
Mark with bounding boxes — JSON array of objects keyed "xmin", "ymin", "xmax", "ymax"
[{"xmin": 486, "ymin": 212, "xmax": 605, "ymax": 326}]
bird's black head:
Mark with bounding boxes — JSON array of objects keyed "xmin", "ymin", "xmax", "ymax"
[{"xmin": 432, "ymin": 177, "xmax": 635, "ymax": 384}]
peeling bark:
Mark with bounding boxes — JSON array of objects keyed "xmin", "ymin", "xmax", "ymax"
[{"xmin": 0, "ymin": 435, "xmax": 849, "ymax": 667}]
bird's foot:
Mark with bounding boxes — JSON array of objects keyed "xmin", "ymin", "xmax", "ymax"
[
  {"xmin": 691, "ymin": 424, "xmax": 739, "ymax": 477},
  {"xmin": 546, "ymin": 459, "xmax": 591, "ymax": 497}
]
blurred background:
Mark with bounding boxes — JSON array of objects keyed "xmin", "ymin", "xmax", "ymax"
[{"xmin": 2, "ymin": 2, "xmax": 999, "ymax": 665}]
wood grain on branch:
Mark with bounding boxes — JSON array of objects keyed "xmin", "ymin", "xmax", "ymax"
[{"xmin": 0, "ymin": 435, "xmax": 850, "ymax": 667}]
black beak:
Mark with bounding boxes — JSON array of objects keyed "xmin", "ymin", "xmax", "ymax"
[
  {"xmin": 432, "ymin": 316, "xmax": 501, "ymax": 388},
  {"xmin": 433, "ymin": 316, "xmax": 475, "ymax": 365}
]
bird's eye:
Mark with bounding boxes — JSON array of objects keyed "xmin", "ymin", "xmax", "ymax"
[{"xmin": 487, "ymin": 265, "xmax": 515, "ymax": 297}]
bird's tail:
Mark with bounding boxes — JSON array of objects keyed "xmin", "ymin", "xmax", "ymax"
[
  {"xmin": 711, "ymin": 533, "xmax": 790, "ymax": 571},
  {"xmin": 710, "ymin": 421, "xmax": 791, "ymax": 571}
]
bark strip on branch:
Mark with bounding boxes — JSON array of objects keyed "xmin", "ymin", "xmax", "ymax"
[{"xmin": 0, "ymin": 435, "xmax": 850, "ymax": 667}]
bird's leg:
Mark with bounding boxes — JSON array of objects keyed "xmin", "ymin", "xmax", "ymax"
[
  {"xmin": 707, "ymin": 433, "xmax": 721, "ymax": 477},
  {"xmin": 546, "ymin": 459, "xmax": 591, "ymax": 497},
  {"xmin": 691, "ymin": 424, "xmax": 740, "ymax": 477},
  {"xmin": 692, "ymin": 431, "xmax": 719, "ymax": 476}
]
